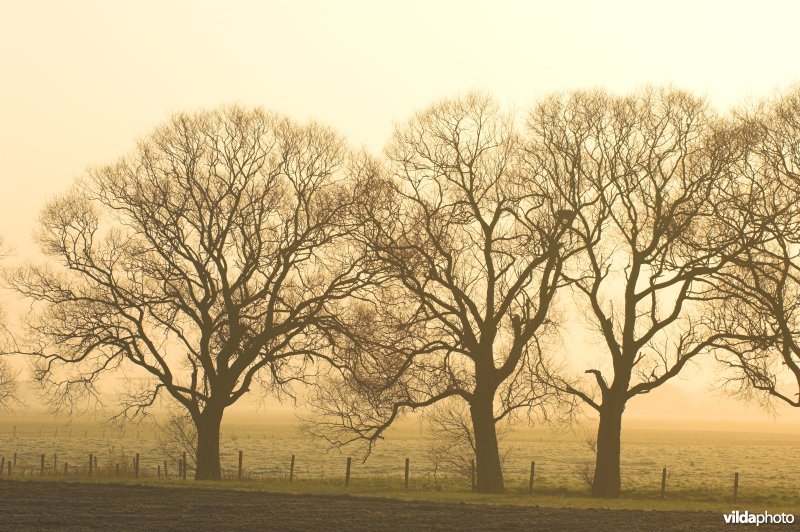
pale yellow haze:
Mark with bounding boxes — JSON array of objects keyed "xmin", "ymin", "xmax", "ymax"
[{"xmin": 1, "ymin": 0, "xmax": 800, "ymax": 427}]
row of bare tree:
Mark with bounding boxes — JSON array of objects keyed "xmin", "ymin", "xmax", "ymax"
[{"xmin": 1, "ymin": 86, "xmax": 799, "ymax": 498}]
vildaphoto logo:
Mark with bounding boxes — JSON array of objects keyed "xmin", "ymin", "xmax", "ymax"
[{"xmin": 723, "ymin": 511, "xmax": 795, "ymax": 526}]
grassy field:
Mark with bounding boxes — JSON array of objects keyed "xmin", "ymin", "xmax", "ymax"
[
  {"xmin": 12, "ymin": 473, "xmax": 799, "ymax": 514},
  {"xmin": 2, "ymin": 414, "xmax": 800, "ymax": 516}
]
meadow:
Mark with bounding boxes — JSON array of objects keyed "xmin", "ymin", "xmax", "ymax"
[{"xmin": 1, "ymin": 413, "xmax": 799, "ymax": 509}]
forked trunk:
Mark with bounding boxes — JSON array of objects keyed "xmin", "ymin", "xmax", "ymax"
[
  {"xmin": 592, "ymin": 397, "xmax": 625, "ymax": 498},
  {"xmin": 194, "ymin": 406, "xmax": 224, "ymax": 481},
  {"xmin": 470, "ymin": 395, "xmax": 504, "ymax": 493}
]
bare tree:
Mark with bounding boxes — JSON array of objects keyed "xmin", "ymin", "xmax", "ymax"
[
  {"xmin": 0, "ymin": 315, "xmax": 18, "ymax": 410},
  {"xmin": 0, "ymin": 237, "xmax": 19, "ymax": 410},
  {"xmin": 309, "ymin": 93, "xmax": 577, "ymax": 493},
  {"xmin": 424, "ymin": 400, "xmax": 478, "ymax": 485},
  {"xmin": 526, "ymin": 88, "xmax": 751, "ymax": 498},
  {"xmin": 7, "ymin": 107, "xmax": 375, "ymax": 480},
  {"xmin": 423, "ymin": 398, "xmax": 511, "ymax": 487},
  {"xmin": 712, "ymin": 88, "xmax": 800, "ymax": 407},
  {"xmin": 156, "ymin": 408, "xmax": 198, "ymax": 473}
]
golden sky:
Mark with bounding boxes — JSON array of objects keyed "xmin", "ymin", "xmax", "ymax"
[
  {"xmin": 1, "ymin": 0, "xmax": 800, "ymax": 424},
  {"xmin": 3, "ymin": 0, "xmax": 800, "ymax": 250}
]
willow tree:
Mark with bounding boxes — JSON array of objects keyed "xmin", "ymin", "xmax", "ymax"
[
  {"xmin": 527, "ymin": 88, "xmax": 750, "ymax": 498},
  {"xmin": 8, "ymin": 107, "xmax": 373, "ymax": 480},
  {"xmin": 311, "ymin": 93, "xmax": 577, "ymax": 494},
  {"xmin": 713, "ymin": 88, "xmax": 800, "ymax": 406}
]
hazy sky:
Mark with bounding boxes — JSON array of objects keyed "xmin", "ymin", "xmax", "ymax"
[{"xmin": 2, "ymin": 0, "xmax": 800, "ymax": 423}]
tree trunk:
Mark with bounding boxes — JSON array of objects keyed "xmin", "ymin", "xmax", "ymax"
[
  {"xmin": 591, "ymin": 397, "xmax": 625, "ymax": 498},
  {"xmin": 194, "ymin": 406, "xmax": 224, "ymax": 481},
  {"xmin": 470, "ymin": 396, "xmax": 504, "ymax": 493}
]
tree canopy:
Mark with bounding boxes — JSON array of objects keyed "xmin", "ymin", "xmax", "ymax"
[{"xmin": 8, "ymin": 106, "xmax": 377, "ymax": 479}]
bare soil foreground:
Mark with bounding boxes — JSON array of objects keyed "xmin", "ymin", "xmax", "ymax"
[{"xmin": 0, "ymin": 480, "xmax": 786, "ymax": 531}]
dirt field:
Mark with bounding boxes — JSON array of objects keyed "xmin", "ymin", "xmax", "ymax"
[{"xmin": 0, "ymin": 480, "xmax": 782, "ymax": 531}]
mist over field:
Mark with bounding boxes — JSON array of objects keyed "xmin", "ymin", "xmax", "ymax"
[{"xmin": 4, "ymin": 380, "xmax": 800, "ymax": 498}]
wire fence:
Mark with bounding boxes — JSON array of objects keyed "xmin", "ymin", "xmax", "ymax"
[{"xmin": 2, "ymin": 424, "xmax": 799, "ymax": 501}]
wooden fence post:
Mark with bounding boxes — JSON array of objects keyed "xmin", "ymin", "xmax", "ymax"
[
  {"xmin": 471, "ymin": 459, "xmax": 476, "ymax": 492},
  {"xmin": 345, "ymin": 457, "xmax": 352, "ymax": 487},
  {"xmin": 238, "ymin": 450, "xmax": 243, "ymax": 481},
  {"xmin": 116, "ymin": 463, "xmax": 120, "ymax": 476},
  {"xmin": 53, "ymin": 454, "xmax": 57, "ymax": 473},
  {"xmin": 164, "ymin": 460, "xmax": 168, "ymax": 480},
  {"xmin": 289, "ymin": 455, "xmax": 295, "ymax": 483},
  {"xmin": 40, "ymin": 454, "xmax": 45, "ymax": 476},
  {"xmin": 13, "ymin": 452, "xmax": 16, "ymax": 465},
  {"xmin": 733, "ymin": 472, "xmax": 739, "ymax": 501},
  {"xmin": 7, "ymin": 460, "xmax": 10, "ymax": 476},
  {"xmin": 63, "ymin": 462, "xmax": 68, "ymax": 476},
  {"xmin": 158, "ymin": 465, "xmax": 161, "ymax": 479},
  {"xmin": 529, "ymin": 461, "xmax": 536, "ymax": 493},
  {"xmin": 661, "ymin": 467, "xmax": 667, "ymax": 498},
  {"xmin": 135, "ymin": 453, "xmax": 140, "ymax": 479},
  {"xmin": 0, "ymin": 456, "xmax": 4, "ymax": 475},
  {"xmin": 182, "ymin": 452, "xmax": 187, "ymax": 480},
  {"xmin": 404, "ymin": 458, "xmax": 410, "ymax": 490},
  {"xmin": 88, "ymin": 453, "xmax": 93, "ymax": 477}
]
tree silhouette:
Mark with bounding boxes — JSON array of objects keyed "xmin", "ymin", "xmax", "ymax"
[
  {"xmin": 0, "ymin": 237, "xmax": 19, "ymax": 410},
  {"xmin": 309, "ymin": 93, "xmax": 577, "ymax": 493},
  {"xmin": 713, "ymin": 88, "xmax": 800, "ymax": 407},
  {"xmin": 8, "ymin": 107, "xmax": 374, "ymax": 480},
  {"xmin": 527, "ymin": 88, "xmax": 752, "ymax": 497}
]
